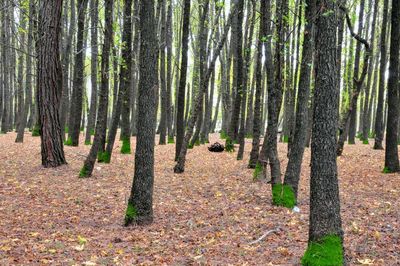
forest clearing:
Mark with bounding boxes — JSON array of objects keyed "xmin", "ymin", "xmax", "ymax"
[{"xmin": 0, "ymin": 132, "xmax": 399, "ymax": 265}]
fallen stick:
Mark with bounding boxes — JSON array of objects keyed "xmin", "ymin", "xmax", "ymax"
[{"xmin": 248, "ymin": 227, "xmax": 281, "ymax": 245}]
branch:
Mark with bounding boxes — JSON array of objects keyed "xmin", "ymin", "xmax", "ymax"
[{"xmin": 248, "ymin": 227, "xmax": 281, "ymax": 245}]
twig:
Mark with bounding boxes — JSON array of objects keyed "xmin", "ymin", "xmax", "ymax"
[{"xmin": 248, "ymin": 227, "xmax": 281, "ymax": 245}]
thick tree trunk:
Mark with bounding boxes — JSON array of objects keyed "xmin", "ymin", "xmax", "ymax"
[
  {"xmin": 384, "ymin": 0, "xmax": 400, "ymax": 172},
  {"xmin": 37, "ymin": 0, "xmax": 67, "ymax": 167},
  {"xmin": 303, "ymin": 1, "xmax": 343, "ymax": 263},
  {"xmin": 125, "ymin": 0, "xmax": 158, "ymax": 226}
]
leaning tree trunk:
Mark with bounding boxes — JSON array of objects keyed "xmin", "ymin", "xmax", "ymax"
[
  {"xmin": 383, "ymin": 0, "xmax": 400, "ymax": 173},
  {"xmin": 36, "ymin": 0, "xmax": 67, "ymax": 168},
  {"xmin": 125, "ymin": 0, "xmax": 158, "ymax": 226},
  {"xmin": 79, "ymin": 0, "xmax": 113, "ymax": 177},
  {"xmin": 302, "ymin": 0, "xmax": 344, "ymax": 264},
  {"xmin": 282, "ymin": 0, "xmax": 315, "ymax": 204},
  {"xmin": 175, "ymin": 0, "xmax": 191, "ymax": 161}
]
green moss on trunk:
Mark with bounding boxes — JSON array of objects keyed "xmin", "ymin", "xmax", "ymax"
[
  {"xmin": 301, "ymin": 235, "xmax": 343, "ymax": 266},
  {"xmin": 32, "ymin": 125, "xmax": 40, "ymax": 136},
  {"xmin": 282, "ymin": 135, "xmax": 289, "ymax": 143},
  {"xmin": 120, "ymin": 138, "xmax": 131, "ymax": 154},
  {"xmin": 382, "ymin": 166, "xmax": 393, "ymax": 173},
  {"xmin": 362, "ymin": 139, "xmax": 369, "ymax": 144},
  {"xmin": 253, "ymin": 162, "xmax": 263, "ymax": 180},
  {"xmin": 225, "ymin": 137, "xmax": 234, "ymax": 152},
  {"xmin": 79, "ymin": 165, "xmax": 90, "ymax": 178},
  {"xmin": 168, "ymin": 136, "xmax": 174, "ymax": 143},
  {"xmin": 84, "ymin": 140, "xmax": 91, "ymax": 145},
  {"xmin": 124, "ymin": 202, "xmax": 138, "ymax": 226},
  {"xmin": 97, "ymin": 151, "xmax": 111, "ymax": 163},
  {"xmin": 272, "ymin": 184, "xmax": 296, "ymax": 208},
  {"xmin": 64, "ymin": 137, "xmax": 73, "ymax": 146}
]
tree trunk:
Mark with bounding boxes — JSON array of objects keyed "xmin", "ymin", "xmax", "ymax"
[
  {"xmin": 37, "ymin": 0, "xmax": 67, "ymax": 167},
  {"xmin": 125, "ymin": 0, "xmax": 158, "ymax": 226},
  {"xmin": 80, "ymin": 0, "xmax": 113, "ymax": 177},
  {"xmin": 384, "ymin": 0, "xmax": 400, "ymax": 172}
]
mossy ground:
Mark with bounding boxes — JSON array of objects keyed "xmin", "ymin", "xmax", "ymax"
[
  {"xmin": 97, "ymin": 151, "xmax": 111, "ymax": 163},
  {"xmin": 272, "ymin": 184, "xmax": 296, "ymax": 208},
  {"xmin": 124, "ymin": 202, "xmax": 138, "ymax": 226},
  {"xmin": 253, "ymin": 162, "xmax": 263, "ymax": 180},
  {"xmin": 79, "ymin": 165, "xmax": 90, "ymax": 178},
  {"xmin": 120, "ymin": 138, "xmax": 131, "ymax": 154},
  {"xmin": 301, "ymin": 235, "xmax": 343, "ymax": 266},
  {"xmin": 225, "ymin": 137, "xmax": 234, "ymax": 152}
]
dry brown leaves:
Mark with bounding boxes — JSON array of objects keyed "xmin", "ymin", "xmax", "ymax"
[{"xmin": 0, "ymin": 132, "xmax": 399, "ymax": 265}]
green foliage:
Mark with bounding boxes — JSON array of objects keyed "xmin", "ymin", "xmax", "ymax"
[
  {"xmin": 253, "ymin": 162, "xmax": 263, "ymax": 180},
  {"xmin": 120, "ymin": 138, "xmax": 131, "ymax": 154},
  {"xmin": 301, "ymin": 235, "xmax": 343, "ymax": 266},
  {"xmin": 124, "ymin": 202, "xmax": 138, "ymax": 226},
  {"xmin": 64, "ymin": 137, "xmax": 73, "ymax": 146},
  {"xmin": 84, "ymin": 140, "xmax": 91, "ymax": 145},
  {"xmin": 97, "ymin": 151, "xmax": 111, "ymax": 163},
  {"xmin": 32, "ymin": 125, "xmax": 40, "ymax": 137},
  {"xmin": 79, "ymin": 165, "xmax": 90, "ymax": 178},
  {"xmin": 168, "ymin": 136, "xmax": 175, "ymax": 144},
  {"xmin": 220, "ymin": 130, "xmax": 228, "ymax": 139},
  {"xmin": 64, "ymin": 126, "xmax": 69, "ymax": 133},
  {"xmin": 272, "ymin": 184, "xmax": 296, "ymax": 208},
  {"xmin": 225, "ymin": 137, "xmax": 234, "ymax": 152},
  {"xmin": 368, "ymin": 132, "xmax": 375, "ymax": 138},
  {"xmin": 90, "ymin": 129, "xmax": 95, "ymax": 136}
]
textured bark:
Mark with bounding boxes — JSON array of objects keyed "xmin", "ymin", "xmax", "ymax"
[
  {"xmin": 104, "ymin": 0, "xmax": 133, "ymax": 160},
  {"xmin": 384, "ymin": 0, "xmax": 400, "ymax": 172},
  {"xmin": 166, "ymin": 1, "xmax": 173, "ymax": 141},
  {"xmin": 283, "ymin": 0, "xmax": 315, "ymax": 199},
  {"xmin": 37, "ymin": 0, "xmax": 67, "ymax": 167},
  {"xmin": 130, "ymin": 0, "xmax": 140, "ymax": 137},
  {"xmin": 158, "ymin": 0, "xmax": 167, "ymax": 145},
  {"xmin": 67, "ymin": 0, "xmax": 89, "ymax": 145},
  {"xmin": 174, "ymin": 0, "xmax": 191, "ymax": 161},
  {"xmin": 84, "ymin": 0, "xmax": 99, "ymax": 144},
  {"xmin": 174, "ymin": 6, "xmax": 236, "ymax": 173},
  {"xmin": 259, "ymin": 0, "xmax": 286, "ymax": 185},
  {"xmin": 248, "ymin": 0, "xmax": 267, "ymax": 168},
  {"xmin": 373, "ymin": 0, "xmax": 389, "ymax": 150},
  {"xmin": 126, "ymin": 0, "xmax": 158, "ymax": 226},
  {"xmin": 307, "ymin": 0, "xmax": 343, "ymax": 246},
  {"xmin": 80, "ymin": 0, "xmax": 113, "ymax": 176},
  {"xmin": 1, "ymin": 1, "xmax": 10, "ymax": 133}
]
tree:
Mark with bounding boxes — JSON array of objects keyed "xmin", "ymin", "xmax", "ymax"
[
  {"xmin": 373, "ymin": 0, "xmax": 389, "ymax": 150},
  {"xmin": 125, "ymin": 0, "xmax": 158, "ymax": 226},
  {"xmin": 175, "ymin": 0, "xmax": 191, "ymax": 161},
  {"xmin": 36, "ymin": 0, "xmax": 67, "ymax": 167},
  {"xmin": 383, "ymin": 0, "xmax": 400, "ymax": 173},
  {"xmin": 302, "ymin": 0, "xmax": 344, "ymax": 263},
  {"xmin": 67, "ymin": 0, "xmax": 89, "ymax": 146},
  {"xmin": 84, "ymin": 0, "xmax": 99, "ymax": 145},
  {"xmin": 79, "ymin": 0, "xmax": 113, "ymax": 177},
  {"xmin": 282, "ymin": 0, "xmax": 316, "ymax": 204}
]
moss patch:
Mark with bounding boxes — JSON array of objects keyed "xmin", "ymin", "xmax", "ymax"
[
  {"xmin": 282, "ymin": 135, "xmax": 289, "ymax": 143},
  {"xmin": 64, "ymin": 137, "xmax": 73, "ymax": 146},
  {"xmin": 187, "ymin": 143, "xmax": 194, "ymax": 149},
  {"xmin": 168, "ymin": 136, "xmax": 174, "ymax": 144},
  {"xmin": 121, "ymin": 138, "xmax": 131, "ymax": 154},
  {"xmin": 84, "ymin": 140, "xmax": 91, "ymax": 145},
  {"xmin": 301, "ymin": 235, "xmax": 343, "ymax": 266},
  {"xmin": 124, "ymin": 202, "xmax": 138, "ymax": 226},
  {"xmin": 220, "ymin": 130, "xmax": 228, "ymax": 139},
  {"xmin": 90, "ymin": 129, "xmax": 95, "ymax": 136},
  {"xmin": 272, "ymin": 184, "xmax": 296, "ymax": 208},
  {"xmin": 362, "ymin": 139, "xmax": 369, "ymax": 145},
  {"xmin": 97, "ymin": 151, "xmax": 111, "ymax": 163},
  {"xmin": 64, "ymin": 126, "xmax": 69, "ymax": 133},
  {"xmin": 253, "ymin": 162, "xmax": 263, "ymax": 180},
  {"xmin": 32, "ymin": 125, "xmax": 40, "ymax": 137},
  {"xmin": 79, "ymin": 165, "xmax": 90, "ymax": 178},
  {"xmin": 195, "ymin": 139, "xmax": 200, "ymax": 146},
  {"xmin": 225, "ymin": 137, "xmax": 234, "ymax": 152},
  {"xmin": 382, "ymin": 166, "xmax": 393, "ymax": 174}
]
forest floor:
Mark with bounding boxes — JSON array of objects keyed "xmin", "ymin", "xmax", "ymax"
[{"xmin": 0, "ymin": 132, "xmax": 399, "ymax": 265}]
